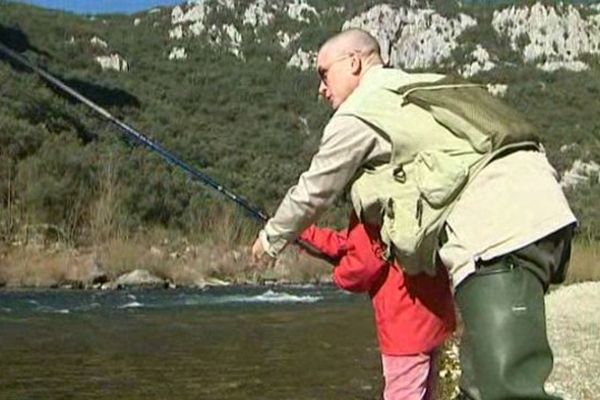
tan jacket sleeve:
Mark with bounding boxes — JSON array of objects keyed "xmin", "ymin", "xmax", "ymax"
[{"xmin": 261, "ymin": 115, "xmax": 390, "ymax": 256}]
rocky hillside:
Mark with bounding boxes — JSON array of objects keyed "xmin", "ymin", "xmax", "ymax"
[{"xmin": 0, "ymin": 0, "xmax": 599, "ymax": 244}]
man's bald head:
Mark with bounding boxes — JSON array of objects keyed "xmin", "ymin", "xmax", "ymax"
[
  {"xmin": 319, "ymin": 29, "xmax": 383, "ymax": 66},
  {"xmin": 316, "ymin": 29, "xmax": 383, "ymax": 110}
]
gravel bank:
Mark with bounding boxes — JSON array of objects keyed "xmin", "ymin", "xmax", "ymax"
[{"xmin": 545, "ymin": 282, "xmax": 600, "ymax": 400}]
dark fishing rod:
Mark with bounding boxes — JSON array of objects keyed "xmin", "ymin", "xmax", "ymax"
[
  {"xmin": 0, "ymin": 42, "xmax": 332, "ymax": 262},
  {"xmin": 0, "ymin": 42, "xmax": 269, "ymax": 222}
]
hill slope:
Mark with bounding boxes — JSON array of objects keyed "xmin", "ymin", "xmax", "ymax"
[{"xmin": 1, "ymin": 0, "xmax": 599, "ymax": 244}]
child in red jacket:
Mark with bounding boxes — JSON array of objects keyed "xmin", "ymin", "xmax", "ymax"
[{"xmin": 300, "ymin": 213, "xmax": 455, "ymax": 400}]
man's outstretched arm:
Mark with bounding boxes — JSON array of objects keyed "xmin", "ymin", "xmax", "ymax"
[{"xmin": 252, "ymin": 116, "xmax": 389, "ymax": 260}]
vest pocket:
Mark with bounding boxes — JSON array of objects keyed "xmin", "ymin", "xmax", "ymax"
[
  {"xmin": 414, "ymin": 150, "xmax": 469, "ymax": 208},
  {"xmin": 351, "ymin": 152, "xmax": 469, "ymax": 275},
  {"xmin": 381, "ymin": 195, "xmax": 443, "ymax": 276},
  {"xmin": 380, "ymin": 151, "xmax": 469, "ymax": 275}
]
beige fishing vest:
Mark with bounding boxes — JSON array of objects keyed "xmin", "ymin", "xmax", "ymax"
[{"xmin": 335, "ymin": 67, "xmax": 539, "ymax": 275}]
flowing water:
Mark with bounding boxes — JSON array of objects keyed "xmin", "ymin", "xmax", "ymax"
[{"xmin": 0, "ymin": 286, "xmax": 383, "ymax": 400}]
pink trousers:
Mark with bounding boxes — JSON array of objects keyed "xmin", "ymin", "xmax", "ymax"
[{"xmin": 381, "ymin": 351, "xmax": 438, "ymax": 400}]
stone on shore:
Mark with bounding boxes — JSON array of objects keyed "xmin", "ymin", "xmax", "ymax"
[{"xmin": 115, "ymin": 269, "xmax": 165, "ymax": 286}]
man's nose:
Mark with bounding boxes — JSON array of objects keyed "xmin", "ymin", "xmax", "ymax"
[{"xmin": 318, "ymin": 80, "xmax": 327, "ymax": 97}]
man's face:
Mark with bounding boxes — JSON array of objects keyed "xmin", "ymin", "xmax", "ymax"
[{"xmin": 317, "ymin": 49, "xmax": 359, "ymax": 110}]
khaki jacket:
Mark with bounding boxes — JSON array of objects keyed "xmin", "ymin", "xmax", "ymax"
[{"xmin": 262, "ymin": 66, "xmax": 576, "ymax": 286}]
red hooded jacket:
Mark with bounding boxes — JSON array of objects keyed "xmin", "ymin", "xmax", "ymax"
[{"xmin": 300, "ymin": 214, "xmax": 456, "ymax": 355}]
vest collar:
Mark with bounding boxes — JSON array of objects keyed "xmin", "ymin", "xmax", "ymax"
[
  {"xmin": 360, "ymin": 64, "xmax": 384, "ymax": 87},
  {"xmin": 360, "ymin": 65, "xmax": 409, "ymax": 88}
]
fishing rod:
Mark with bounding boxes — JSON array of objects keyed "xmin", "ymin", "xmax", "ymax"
[{"xmin": 0, "ymin": 42, "xmax": 332, "ymax": 263}]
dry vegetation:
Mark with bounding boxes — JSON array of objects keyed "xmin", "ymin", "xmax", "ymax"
[
  {"xmin": 564, "ymin": 240, "xmax": 600, "ymax": 284},
  {"xmin": 1, "ymin": 183, "xmax": 597, "ymax": 289},
  {"xmin": 0, "ymin": 216, "xmax": 333, "ymax": 289}
]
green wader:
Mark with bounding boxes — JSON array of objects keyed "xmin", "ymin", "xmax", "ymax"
[{"xmin": 455, "ymin": 225, "xmax": 574, "ymax": 400}]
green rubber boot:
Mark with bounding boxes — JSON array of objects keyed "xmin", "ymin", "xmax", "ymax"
[
  {"xmin": 456, "ymin": 329, "xmax": 481, "ymax": 400},
  {"xmin": 455, "ymin": 259, "xmax": 561, "ymax": 400}
]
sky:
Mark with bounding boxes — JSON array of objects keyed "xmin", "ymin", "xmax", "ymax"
[
  {"xmin": 11, "ymin": 0, "xmax": 599, "ymax": 14},
  {"xmin": 10, "ymin": 0, "xmax": 186, "ymax": 15}
]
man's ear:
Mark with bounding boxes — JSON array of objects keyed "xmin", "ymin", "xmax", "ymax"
[{"xmin": 350, "ymin": 53, "xmax": 362, "ymax": 75}]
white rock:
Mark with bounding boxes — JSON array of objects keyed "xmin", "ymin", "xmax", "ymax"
[
  {"xmin": 343, "ymin": 5, "xmax": 476, "ymax": 69},
  {"xmin": 169, "ymin": 46, "xmax": 188, "ymax": 60},
  {"xmin": 100, "ymin": 282, "xmax": 115, "ymax": 290},
  {"xmin": 95, "ymin": 54, "xmax": 129, "ymax": 72},
  {"xmin": 286, "ymin": 0, "xmax": 318, "ymax": 23},
  {"xmin": 223, "ymin": 24, "xmax": 243, "ymax": 58},
  {"xmin": 537, "ymin": 60, "xmax": 589, "ymax": 72},
  {"xmin": 189, "ymin": 21, "xmax": 206, "ymax": 36},
  {"xmin": 188, "ymin": 0, "xmax": 235, "ymax": 10},
  {"xmin": 225, "ymin": 24, "xmax": 242, "ymax": 47},
  {"xmin": 342, "ymin": 4, "xmax": 402, "ymax": 65},
  {"xmin": 208, "ymin": 24, "xmax": 222, "ymax": 45},
  {"xmin": 243, "ymin": 0, "xmax": 274, "ymax": 27},
  {"xmin": 192, "ymin": 276, "xmax": 232, "ymax": 289},
  {"xmin": 203, "ymin": 24, "xmax": 244, "ymax": 59},
  {"xmin": 560, "ymin": 143, "xmax": 578, "ymax": 153},
  {"xmin": 461, "ymin": 45, "xmax": 496, "ymax": 77},
  {"xmin": 277, "ymin": 30, "xmax": 300, "ymax": 49},
  {"xmin": 492, "ymin": 3, "xmax": 600, "ymax": 71},
  {"xmin": 486, "ymin": 84, "xmax": 508, "ymax": 97},
  {"xmin": 221, "ymin": 0, "xmax": 236, "ymax": 10},
  {"xmin": 171, "ymin": 5, "xmax": 184, "ymax": 23},
  {"xmin": 204, "ymin": 277, "xmax": 231, "ymax": 286},
  {"xmin": 90, "ymin": 36, "xmax": 108, "ymax": 48},
  {"xmin": 115, "ymin": 269, "xmax": 164, "ymax": 286},
  {"xmin": 287, "ymin": 47, "xmax": 316, "ymax": 70},
  {"xmin": 169, "ymin": 25, "xmax": 184, "ymax": 39},
  {"xmin": 561, "ymin": 159, "xmax": 600, "ymax": 188},
  {"xmin": 183, "ymin": 3, "xmax": 208, "ymax": 23},
  {"xmin": 171, "ymin": 3, "xmax": 212, "ymax": 37},
  {"xmin": 298, "ymin": 116, "xmax": 310, "ymax": 135},
  {"xmin": 393, "ymin": 11, "xmax": 477, "ymax": 69},
  {"xmin": 172, "ymin": 3, "xmax": 207, "ymax": 24},
  {"xmin": 134, "ymin": 18, "xmax": 141, "ymax": 26}
]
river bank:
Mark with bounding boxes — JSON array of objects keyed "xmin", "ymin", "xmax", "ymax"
[
  {"xmin": 0, "ymin": 235, "xmax": 333, "ymax": 289},
  {"xmin": 1, "ymin": 235, "xmax": 597, "ymax": 289}
]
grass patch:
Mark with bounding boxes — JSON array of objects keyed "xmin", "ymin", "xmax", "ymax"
[
  {"xmin": 0, "ymin": 247, "xmax": 94, "ymax": 287},
  {"xmin": 0, "ymin": 223, "xmax": 333, "ymax": 288},
  {"xmin": 564, "ymin": 239, "xmax": 600, "ymax": 284}
]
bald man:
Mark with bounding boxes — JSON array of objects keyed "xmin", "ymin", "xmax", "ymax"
[
  {"xmin": 251, "ymin": 29, "xmax": 575, "ymax": 400},
  {"xmin": 252, "ymin": 29, "xmax": 388, "ymax": 258}
]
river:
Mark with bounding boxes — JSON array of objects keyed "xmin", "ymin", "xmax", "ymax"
[{"xmin": 0, "ymin": 285, "xmax": 383, "ymax": 399}]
